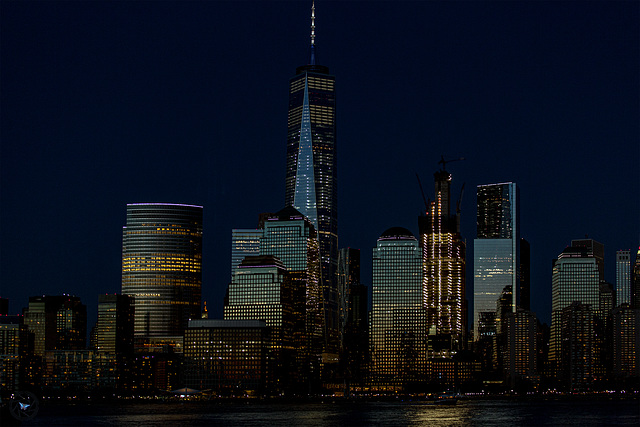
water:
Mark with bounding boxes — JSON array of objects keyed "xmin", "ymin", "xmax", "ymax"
[{"xmin": 21, "ymin": 398, "xmax": 639, "ymax": 426}]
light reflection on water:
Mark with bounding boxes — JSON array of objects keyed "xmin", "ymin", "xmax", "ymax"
[{"xmin": 25, "ymin": 399, "xmax": 639, "ymax": 426}]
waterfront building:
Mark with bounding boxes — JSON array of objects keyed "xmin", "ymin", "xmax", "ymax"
[
  {"xmin": 121, "ymin": 203, "xmax": 203, "ymax": 351},
  {"xmin": 23, "ymin": 295, "xmax": 87, "ymax": 356},
  {"xmin": 337, "ymin": 248, "xmax": 368, "ymax": 386},
  {"xmin": 184, "ymin": 319, "xmax": 270, "ymax": 393},
  {"xmin": 42, "ymin": 349, "xmax": 95, "ymax": 392},
  {"xmin": 370, "ymin": 227, "xmax": 426, "ymax": 387},
  {"xmin": 230, "ymin": 229, "xmax": 262, "ymax": 279},
  {"xmin": 284, "ymin": 2, "xmax": 339, "ymax": 357},
  {"xmin": 0, "ymin": 315, "xmax": 31, "ymax": 390},
  {"xmin": 259, "ymin": 207, "xmax": 322, "ymax": 380},
  {"xmin": 224, "ymin": 255, "xmax": 300, "ymax": 390},
  {"xmin": 633, "ymin": 247, "xmax": 640, "ymax": 309},
  {"xmin": 419, "ymin": 166, "xmax": 466, "ymax": 352},
  {"xmin": 96, "ymin": 294, "xmax": 134, "ymax": 355},
  {"xmin": 520, "ymin": 238, "xmax": 531, "ymax": 310},
  {"xmin": 549, "ymin": 240, "xmax": 603, "ymax": 377},
  {"xmin": 612, "ymin": 305, "xmax": 640, "ymax": 379},
  {"xmin": 617, "ymin": 250, "xmax": 632, "ymax": 306},
  {"xmin": 503, "ymin": 308, "xmax": 539, "ymax": 387},
  {"xmin": 559, "ymin": 303, "xmax": 599, "ymax": 391},
  {"xmin": 473, "ymin": 183, "xmax": 521, "ymax": 341}
]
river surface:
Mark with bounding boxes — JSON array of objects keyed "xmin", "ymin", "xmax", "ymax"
[{"xmin": 21, "ymin": 398, "xmax": 639, "ymax": 426}]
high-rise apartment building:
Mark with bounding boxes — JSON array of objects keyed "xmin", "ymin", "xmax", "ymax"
[
  {"xmin": 230, "ymin": 229, "xmax": 262, "ymax": 279},
  {"xmin": 23, "ymin": 295, "xmax": 87, "ymax": 356},
  {"xmin": 612, "ymin": 305, "xmax": 640, "ymax": 379},
  {"xmin": 633, "ymin": 247, "xmax": 640, "ymax": 309},
  {"xmin": 616, "ymin": 250, "xmax": 632, "ymax": 306},
  {"xmin": 121, "ymin": 203, "xmax": 203, "ymax": 348},
  {"xmin": 96, "ymin": 294, "xmax": 134, "ymax": 355},
  {"xmin": 474, "ymin": 183, "xmax": 520, "ymax": 341},
  {"xmin": 370, "ymin": 227, "xmax": 426, "ymax": 386},
  {"xmin": 549, "ymin": 239, "xmax": 603, "ymax": 375},
  {"xmin": 419, "ymin": 167, "xmax": 466, "ymax": 352},
  {"xmin": 284, "ymin": 3, "xmax": 338, "ymax": 355}
]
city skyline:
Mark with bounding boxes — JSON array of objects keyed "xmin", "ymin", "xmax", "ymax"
[{"xmin": 1, "ymin": 1, "xmax": 638, "ymax": 329}]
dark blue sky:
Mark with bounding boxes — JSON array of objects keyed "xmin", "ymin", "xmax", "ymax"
[{"xmin": 1, "ymin": 1, "xmax": 638, "ymax": 328}]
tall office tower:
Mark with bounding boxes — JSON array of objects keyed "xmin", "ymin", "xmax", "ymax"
[
  {"xmin": 224, "ymin": 255, "xmax": 298, "ymax": 390},
  {"xmin": 337, "ymin": 248, "xmax": 360, "ymax": 345},
  {"xmin": 617, "ymin": 250, "xmax": 632, "ymax": 306},
  {"xmin": 473, "ymin": 182, "xmax": 520, "ymax": 341},
  {"xmin": 96, "ymin": 294, "xmax": 134, "ymax": 355},
  {"xmin": 520, "ymin": 238, "xmax": 531, "ymax": 310},
  {"xmin": 23, "ymin": 295, "xmax": 87, "ymax": 356},
  {"xmin": 121, "ymin": 203, "xmax": 203, "ymax": 349},
  {"xmin": 230, "ymin": 229, "xmax": 262, "ymax": 279},
  {"xmin": 337, "ymin": 248, "xmax": 368, "ymax": 385},
  {"xmin": 0, "ymin": 297, "xmax": 8, "ymax": 315},
  {"xmin": 559, "ymin": 302, "xmax": 598, "ymax": 391},
  {"xmin": 419, "ymin": 166, "xmax": 466, "ymax": 352},
  {"xmin": 549, "ymin": 240, "xmax": 603, "ymax": 375},
  {"xmin": 611, "ymin": 305, "xmax": 640, "ymax": 379},
  {"xmin": 503, "ymin": 308, "xmax": 538, "ymax": 387},
  {"xmin": 634, "ymin": 247, "xmax": 640, "ymax": 309},
  {"xmin": 284, "ymin": 3, "xmax": 338, "ymax": 355},
  {"xmin": 370, "ymin": 227, "xmax": 426, "ymax": 386},
  {"xmin": 259, "ymin": 207, "xmax": 322, "ymax": 384}
]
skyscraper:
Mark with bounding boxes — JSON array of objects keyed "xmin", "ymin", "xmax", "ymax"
[
  {"xmin": 230, "ymin": 229, "xmax": 262, "ymax": 279},
  {"xmin": 549, "ymin": 239, "xmax": 603, "ymax": 375},
  {"xmin": 419, "ymin": 166, "xmax": 466, "ymax": 352},
  {"xmin": 96, "ymin": 294, "xmax": 134, "ymax": 355},
  {"xmin": 285, "ymin": 2, "xmax": 338, "ymax": 355},
  {"xmin": 633, "ymin": 247, "xmax": 640, "ymax": 309},
  {"xmin": 223, "ymin": 255, "xmax": 297, "ymax": 390},
  {"xmin": 121, "ymin": 203, "xmax": 203, "ymax": 349},
  {"xmin": 616, "ymin": 250, "xmax": 632, "ymax": 306},
  {"xmin": 259, "ymin": 207, "xmax": 322, "ymax": 385},
  {"xmin": 370, "ymin": 227, "xmax": 426, "ymax": 386},
  {"xmin": 23, "ymin": 295, "xmax": 87, "ymax": 356},
  {"xmin": 473, "ymin": 182, "xmax": 520, "ymax": 341}
]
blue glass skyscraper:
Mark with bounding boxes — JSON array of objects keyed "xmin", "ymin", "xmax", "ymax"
[{"xmin": 285, "ymin": 2, "xmax": 338, "ymax": 355}]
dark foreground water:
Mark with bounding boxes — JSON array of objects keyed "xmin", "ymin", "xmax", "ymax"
[{"xmin": 21, "ymin": 398, "xmax": 640, "ymax": 426}]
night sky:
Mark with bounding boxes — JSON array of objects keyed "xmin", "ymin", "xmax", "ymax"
[{"xmin": 2, "ymin": 1, "xmax": 638, "ymax": 329}]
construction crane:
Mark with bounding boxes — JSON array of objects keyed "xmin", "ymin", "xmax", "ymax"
[{"xmin": 438, "ymin": 155, "xmax": 465, "ymax": 171}]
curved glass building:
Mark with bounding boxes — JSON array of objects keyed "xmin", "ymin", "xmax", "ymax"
[{"xmin": 121, "ymin": 203, "xmax": 203, "ymax": 344}]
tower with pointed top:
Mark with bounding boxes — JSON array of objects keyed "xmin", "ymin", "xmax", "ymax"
[{"xmin": 285, "ymin": 2, "xmax": 338, "ymax": 357}]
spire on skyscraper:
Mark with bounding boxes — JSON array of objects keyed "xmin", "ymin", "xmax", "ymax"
[{"xmin": 310, "ymin": 1, "xmax": 316, "ymax": 65}]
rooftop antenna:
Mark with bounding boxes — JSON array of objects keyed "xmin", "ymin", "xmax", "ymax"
[{"xmin": 310, "ymin": 1, "xmax": 316, "ymax": 65}]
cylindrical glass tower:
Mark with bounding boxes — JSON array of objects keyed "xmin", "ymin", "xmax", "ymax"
[{"xmin": 121, "ymin": 203, "xmax": 203, "ymax": 341}]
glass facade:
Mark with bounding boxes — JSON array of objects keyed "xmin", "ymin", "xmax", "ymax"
[
  {"xmin": 230, "ymin": 229, "xmax": 262, "ymax": 279},
  {"xmin": 184, "ymin": 319, "xmax": 270, "ymax": 392},
  {"xmin": 121, "ymin": 203, "xmax": 203, "ymax": 342},
  {"xmin": 549, "ymin": 243, "xmax": 601, "ymax": 373},
  {"xmin": 23, "ymin": 295, "xmax": 87, "ymax": 356},
  {"xmin": 96, "ymin": 294, "xmax": 134, "ymax": 355},
  {"xmin": 285, "ymin": 62, "xmax": 338, "ymax": 356},
  {"xmin": 370, "ymin": 228, "xmax": 426, "ymax": 385},
  {"xmin": 616, "ymin": 250, "xmax": 632, "ymax": 306},
  {"xmin": 474, "ymin": 182, "xmax": 519, "ymax": 341}
]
